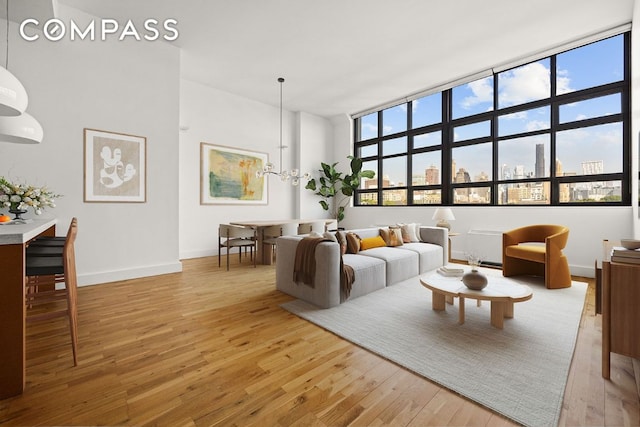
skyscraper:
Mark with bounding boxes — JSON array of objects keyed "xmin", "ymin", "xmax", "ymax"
[{"xmin": 535, "ymin": 143, "xmax": 545, "ymax": 178}]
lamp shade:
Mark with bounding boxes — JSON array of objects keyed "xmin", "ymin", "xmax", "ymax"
[
  {"xmin": 432, "ymin": 208, "xmax": 455, "ymax": 221},
  {"xmin": 0, "ymin": 67, "xmax": 28, "ymax": 116},
  {"xmin": 432, "ymin": 208, "xmax": 455, "ymax": 230},
  {"xmin": 0, "ymin": 113, "xmax": 43, "ymax": 144}
]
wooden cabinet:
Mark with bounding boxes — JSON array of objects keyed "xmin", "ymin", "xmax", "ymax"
[{"xmin": 602, "ymin": 258, "xmax": 640, "ymax": 379}]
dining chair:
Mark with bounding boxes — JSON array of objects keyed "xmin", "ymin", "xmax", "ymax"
[
  {"xmin": 297, "ymin": 220, "xmax": 327, "ymax": 235},
  {"xmin": 218, "ymin": 224, "xmax": 257, "ymax": 271},
  {"xmin": 24, "ymin": 217, "xmax": 79, "ymax": 366},
  {"xmin": 263, "ymin": 222, "xmax": 299, "ymax": 262}
]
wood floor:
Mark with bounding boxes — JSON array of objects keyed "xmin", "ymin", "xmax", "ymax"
[{"xmin": 1, "ymin": 256, "xmax": 638, "ymax": 426}]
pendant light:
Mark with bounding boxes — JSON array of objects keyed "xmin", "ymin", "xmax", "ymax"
[
  {"xmin": 256, "ymin": 77, "xmax": 309, "ymax": 186},
  {"xmin": 0, "ymin": 112, "xmax": 43, "ymax": 143},
  {"xmin": 0, "ymin": 0, "xmax": 42, "ymax": 144},
  {"xmin": 0, "ymin": 66, "xmax": 28, "ymax": 116}
]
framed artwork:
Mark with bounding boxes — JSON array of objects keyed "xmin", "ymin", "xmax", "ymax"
[
  {"xmin": 200, "ymin": 143, "xmax": 268, "ymax": 205},
  {"xmin": 83, "ymin": 128, "xmax": 147, "ymax": 203}
]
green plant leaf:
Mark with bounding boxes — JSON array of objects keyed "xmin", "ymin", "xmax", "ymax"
[
  {"xmin": 350, "ymin": 156, "xmax": 363, "ymax": 174},
  {"xmin": 319, "ymin": 200, "xmax": 329, "ymax": 211},
  {"xmin": 305, "ymin": 179, "xmax": 317, "ymax": 191},
  {"xmin": 341, "ymin": 186, "xmax": 353, "ymax": 197}
]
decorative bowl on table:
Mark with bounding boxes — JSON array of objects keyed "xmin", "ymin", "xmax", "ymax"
[{"xmin": 620, "ymin": 239, "xmax": 640, "ymax": 250}]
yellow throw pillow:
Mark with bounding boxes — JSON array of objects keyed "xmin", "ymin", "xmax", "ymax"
[{"xmin": 360, "ymin": 235, "xmax": 387, "ymax": 250}]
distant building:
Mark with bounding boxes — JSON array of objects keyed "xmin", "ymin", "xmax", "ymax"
[
  {"xmin": 535, "ymin": 143, "xmax": 545, "ymax": 178},
  {"xmin": 425, "ymin": 165, "xmax": 440, "ymax": 185}
]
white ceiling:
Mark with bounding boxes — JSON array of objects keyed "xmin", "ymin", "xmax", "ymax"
[{"xmin": 53, "ymin": 0, "xmax": 635, "ymax": 118}]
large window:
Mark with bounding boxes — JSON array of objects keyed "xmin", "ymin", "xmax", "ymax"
[{"xmin": 354, "ymin": 33, "xmax": 630, "ymax": 206}]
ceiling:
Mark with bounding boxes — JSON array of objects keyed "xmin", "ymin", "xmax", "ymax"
[{"xmin": 49, "ymin": 0, "xmax": 636, "ymax": 118}]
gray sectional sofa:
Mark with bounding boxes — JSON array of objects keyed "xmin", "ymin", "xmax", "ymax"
[{"xmin": 276, "ymin": 226, "xmax": 448, "ymax": 308}]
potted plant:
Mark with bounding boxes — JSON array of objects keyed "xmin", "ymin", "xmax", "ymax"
[{"xmin": 304, "ymin": 156, "xmax": 375, "ymax": 223}]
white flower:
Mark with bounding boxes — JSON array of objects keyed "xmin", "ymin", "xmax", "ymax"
[{"xmin": 0, "ymin": 177, "xmax": 61, "ymax": 215}]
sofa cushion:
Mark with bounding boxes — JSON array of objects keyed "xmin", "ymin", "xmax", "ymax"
[
  {"xmin": 505, "ymin": 244, "xmax": 546, "ymax": 263},
  {"xmin": 398, "ymin": 242, "xmax": 444, "ymax": 274},
  {"xmin": 357, "ymin": 246, "xmax": 419, "ymax": 285},
  {"xmin": 342, "ymin": 254, "xmax": 386, "ymax": 300}
]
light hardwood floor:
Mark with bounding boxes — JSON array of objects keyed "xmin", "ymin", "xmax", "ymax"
[{"xmin": 0, "ymin": 256, "xmax": 638, "ymax": 426}]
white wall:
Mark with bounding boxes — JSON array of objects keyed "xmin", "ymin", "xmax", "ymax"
[
  {"xmin": 0, "ymin": 5, "xmax": 182, "ymax": 285},
  {"xmin": 296, "ymin": 111, "xmax": 333, "ymax": 220},
  {"xmin": 179, "ymin": 78, "xmax": 301, "ymax": 259}
]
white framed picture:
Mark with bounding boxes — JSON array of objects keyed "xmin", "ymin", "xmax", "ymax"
[{"xmin": 83, "ymin": 128, "xmax": 147, "ymax": 203}]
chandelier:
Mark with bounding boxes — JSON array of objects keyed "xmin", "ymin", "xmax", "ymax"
[{"xmin": 256, "ymin": 77, "xmax": 309, "ymax": 186}]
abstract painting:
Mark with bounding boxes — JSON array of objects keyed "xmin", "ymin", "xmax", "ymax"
[
  {"xmin": 200, "ymin": 143, "xmax": 268, "ymax": 205},
  {"xmin": 84, "ymin": 128, "xmax": 146, "ymax": 202}
]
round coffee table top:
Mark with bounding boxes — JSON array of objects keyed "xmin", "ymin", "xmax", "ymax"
[{"xmin": 420, "ymin": 267, "xmax": 533, "ymax": 302}]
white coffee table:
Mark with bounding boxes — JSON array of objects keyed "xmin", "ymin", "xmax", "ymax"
[{"xmin": 420, "ymin": 268, "xmax": 533, "ymax": 329}]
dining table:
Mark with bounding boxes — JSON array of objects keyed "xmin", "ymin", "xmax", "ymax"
[
  {"xmin": 230, "ymin": 219, "xmax": 335, "ymax": 265},
  {"xmin": 0, "ymin": 217, "xmax": 57, "ymax": 398}
]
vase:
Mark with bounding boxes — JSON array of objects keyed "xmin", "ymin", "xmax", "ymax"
[
  {"xmin": 8, "ymin": 206, "xmax": 28, "ymax": 220},
  {"xmin": 462, "ymin": 269, "xmax": 488, "ymax": 290}
]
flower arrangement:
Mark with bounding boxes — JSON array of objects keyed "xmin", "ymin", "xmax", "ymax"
[{"xmin": 0, "ymin": 176, "xmax": 61, "ymax": 215}]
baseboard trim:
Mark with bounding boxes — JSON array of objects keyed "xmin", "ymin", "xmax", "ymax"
[
  {"xmin": 179, "ymin": 249, "xmax": 216, "ymax": 260},
  {"xmin": 78, "ymin": 261, "xmax": 183, "ymax": 287}
]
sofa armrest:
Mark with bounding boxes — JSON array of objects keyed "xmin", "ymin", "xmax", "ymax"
[
  {"xmin": 275, "ymin": 235, "xmax": 342, "ymax": 308},
  {"xmin": 418, "ymin": 226, "xmax": 448, "ymax": 265}
]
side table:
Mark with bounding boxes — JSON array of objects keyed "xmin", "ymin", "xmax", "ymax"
[{"xmin": 448, "ymin": 232, "xmax": 460, "ymax": 262}]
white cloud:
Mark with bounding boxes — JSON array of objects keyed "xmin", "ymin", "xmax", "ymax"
[
  {"xmin": 556, "ymin": 69, "xmax": 573, "ymax": 95},
  {"xmin": 525, "ymin": 120, "xmax": 550, "ymax": 132},
  {"xmin": 501, "ymin": 111, "xmax": 528, "ymax": 121},
  {"xmin": 362, "ymin": 123, "xmax": 377, "ymax": 133},
  {"xmin": 461, "ymin": 77, "xmax": 493, "ymax": 109},
  {"xmin": 498, "ymin": 62, "xmax": 550, "ymax": 107}
]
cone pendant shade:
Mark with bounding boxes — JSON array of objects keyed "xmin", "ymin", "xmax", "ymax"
[
  {"xmin": 0, "ymin": 112, "xmax": 43, "ymax": 144},
  {"xmin": 0, "ymin": 66, "xmax": 28, "ymax": 116}
]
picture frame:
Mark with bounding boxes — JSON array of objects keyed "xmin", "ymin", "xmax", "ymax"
[
  {"xmin": 200, "ymin": 143, "xmax": 268, "ymax": 205},
  {"xmin": 83, "ymin": 128, "xmax": 147, "ymax": 203}
]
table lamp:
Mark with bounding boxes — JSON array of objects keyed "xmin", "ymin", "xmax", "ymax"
[{"xmin": 432, "ymin": 208, "xmax": 455, "ymax": 230}]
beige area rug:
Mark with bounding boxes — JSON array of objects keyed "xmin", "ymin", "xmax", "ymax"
[{"xmin": 281, "ymin": 271, "xmax": 588, "ymax": 427}]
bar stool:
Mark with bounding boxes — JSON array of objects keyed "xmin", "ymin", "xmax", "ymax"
[
  {"xmin": 25, "ymin": 217, "xmax": 79, "ymax": 366},
  {"xmin": 27, "ymin": 220, "xmax": 73, "ymax": 248}
]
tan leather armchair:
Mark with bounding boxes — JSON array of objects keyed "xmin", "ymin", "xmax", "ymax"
[{"xmin": 502, "ymin": 224, "xmax": 571, "ymax": 289}]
